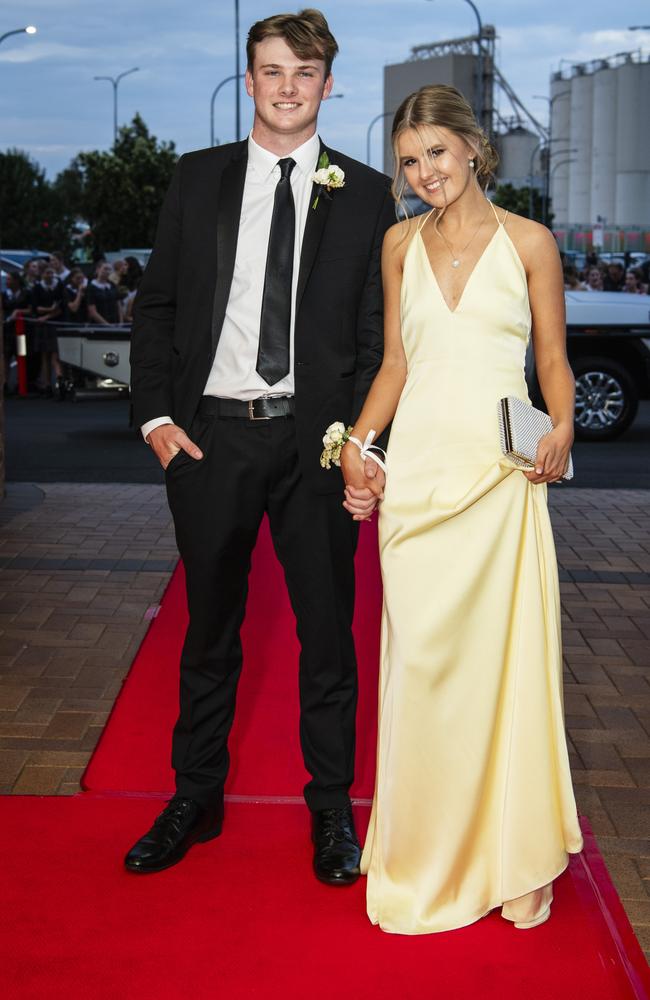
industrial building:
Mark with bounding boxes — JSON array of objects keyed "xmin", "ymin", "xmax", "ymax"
[
  {"xmin": 380, "ymin": 32, "xmax": 649, "ymax": 236},
  {"xmin": 381, "ymin": 26, "xmax": 547, "ymax": 192},
  {"xmin": 550, "ymin": 51, "xmax": 650, "ymax": 228}
]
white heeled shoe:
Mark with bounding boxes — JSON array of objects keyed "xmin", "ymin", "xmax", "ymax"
[
  {"xmin": 511, "ymin": 904, "xmax": 551, "ymax": 929},
  {"xmin": 501, "ymin": 883, "xmax": 553, "ymax": 929}
]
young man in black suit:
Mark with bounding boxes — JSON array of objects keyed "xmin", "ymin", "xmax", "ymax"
[{"xmin": 126, "ymin": 9, "xmax": 393, "ymax": 882}]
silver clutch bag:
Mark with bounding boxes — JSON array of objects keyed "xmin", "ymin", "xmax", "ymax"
[{"xmin": 498, "ymin": 396, "xmax": 574, "ymax": 481}]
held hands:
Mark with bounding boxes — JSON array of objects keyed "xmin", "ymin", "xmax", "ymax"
[
  {"xmin": 340, "ymin": 441, "xmax": 385, "ymax": 521},
  {"xmin": 523, "ymin": 423, "xmax": 573, "ymax": 484},
  {"xmin": 147, "ymin": 423, "xmax": 203, "ymax": 470}
]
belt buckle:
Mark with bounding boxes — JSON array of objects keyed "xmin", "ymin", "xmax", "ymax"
[{"xmin": 248, "ymin": 399, "xmax": 271, "ymax": 421}]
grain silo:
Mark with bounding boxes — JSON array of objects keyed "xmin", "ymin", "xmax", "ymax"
[
  {"xmin": 549, "ymin": 75, "xmax": 571, "ymax": 223},
  {"xmin": 550, "ymin": 51, "xmax": 650, "ymax": 227},
  {"xmin": 615, "ymin": 59, "xmax": 650, "ymax": 225},
  {"xmin": 590, "ymin": 65, "xmax": 617, "ymax": 224},
  {"xmin": 568, "ymin": 70, "xmax": 593, "ymax": 224}
]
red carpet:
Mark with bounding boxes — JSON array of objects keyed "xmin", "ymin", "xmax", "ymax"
[
  {"xmin": 82, "ymin": 517, "xmax": 382, "ymax": 799},
  {"xmin": 8, "ymin": 515, "xmax": 648, "ymax": 997},
  {"xmin": 2, "ymin": 798, "xmax": 648, "ymax": 1000}
]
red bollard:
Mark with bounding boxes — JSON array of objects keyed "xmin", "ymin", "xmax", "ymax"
[{"xmin": 15, "ymin": 314, "xmax": 28, "ymax": 397}]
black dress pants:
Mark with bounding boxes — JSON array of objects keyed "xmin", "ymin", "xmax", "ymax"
[{"xmin": 165, "ymin": 401, "xmax": 359, "ymax": 812}]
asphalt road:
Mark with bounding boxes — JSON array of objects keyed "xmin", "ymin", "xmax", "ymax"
[{"xmin": 4, "ymin": 396, "xmax": 650, "ymax": 488}]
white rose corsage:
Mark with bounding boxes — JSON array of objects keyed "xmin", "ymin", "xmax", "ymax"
[
  {"xmin": 320, "ymin": 421, "xmax": 353, "ymax": 469},
  {"xmin": 312, "ymin": 151, "xmax": 345, "ymax": 210},
  {"xmin": 320, "ymin": 422, "xmax": 388, "ymax": 472}
]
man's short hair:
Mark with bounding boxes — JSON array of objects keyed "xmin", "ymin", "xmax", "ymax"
[{"xmin": 246, "ymin": 8, "xmax": 339, "ymax": 77}]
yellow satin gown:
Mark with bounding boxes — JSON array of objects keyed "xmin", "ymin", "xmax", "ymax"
[{"xmin": 361, "ymin": 204, "xmax": 584, "ymax": 935}]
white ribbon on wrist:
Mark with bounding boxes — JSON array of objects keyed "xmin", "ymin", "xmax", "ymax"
[{"xmin": 347, "ymin": 429, "xmax": 387, "ymax": 473}]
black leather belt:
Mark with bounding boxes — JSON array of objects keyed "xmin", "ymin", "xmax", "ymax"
[{"xmin": 199, "ymin": 395, "xmax": 295, "ymax": 421}]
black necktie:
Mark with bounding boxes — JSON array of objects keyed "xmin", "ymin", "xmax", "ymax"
[{"xmin": 256, "ymin": 157, "xmax": 296, "ymax": 386}]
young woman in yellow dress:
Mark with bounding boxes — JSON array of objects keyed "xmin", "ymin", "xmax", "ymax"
[{"xmin": 340, "ymin": 85, "xmax": 583, "ymax": 935}]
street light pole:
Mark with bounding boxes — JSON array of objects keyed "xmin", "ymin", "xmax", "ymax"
[
  {"xmin": 234, "ymin": 0, "xmax": 241, "ymax": 141},
  {"xmin": 550, "ymin": 158, "xmax": 577, "ymax": 184},
  {"xmin": 527, "ymin": 140, "xmax": 545, "ymax": 221},
  {"xmin": 533, "ymin": 91, "xmax": 570, "ymax": 225},
  {"xmin": 527, "ymin": 131, "xmax": 573, "ymax": 222},
  {"xmin": 544, "ymin": 144, "xmax": 577, "ymax": 226},
  {"xmin": 93, "ymin": 67, "xmax": 139, "ymax": 145},
  {"xmin": 0, "ymin": 25, "xmax": 37, "ymax": 46},
  {"xmin": 210, "ymin": 74, "xmax": 245, "ymax": 147},
  {"xmin": 366, "ymin": 111, "xmax": 394, "ymax": 168}
]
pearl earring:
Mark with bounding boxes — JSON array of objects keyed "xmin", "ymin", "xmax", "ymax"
[{"xmin": 469, "ymin": 159, "xmax": 475, "ymax": 168}]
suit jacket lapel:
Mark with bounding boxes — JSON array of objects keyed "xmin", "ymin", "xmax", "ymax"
[
  {"xmin": 211, "ymin": 140, "xmax": 248, "ymax": 357},
  {"xmin": 296, "ymin": 139, "xmax": 332, "ymax": 312}
]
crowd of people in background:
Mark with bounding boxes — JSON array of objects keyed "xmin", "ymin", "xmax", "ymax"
[
  {"xmin": 562, "ymin": 253, "xmax": 650, "ymax": 294},
  {"xmin": 2, "ymin": 245, "xmax": 648, "ymax": 395},
  {"xmin": 1, "ymin": 252, "xmax": 143, "ymax": 394}
]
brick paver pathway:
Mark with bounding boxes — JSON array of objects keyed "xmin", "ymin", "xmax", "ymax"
[
  {"xmin": 0, "ymin": 484, "xmax": 176, "ymax": 795},
  {"xmin": 0, "ymin": 483, "xmax": 648, "ymax": 959}
]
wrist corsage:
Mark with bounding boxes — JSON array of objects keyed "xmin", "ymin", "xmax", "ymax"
[
  {"xmin": 320, "ymin": 421, "xmax": 353, "ymax": 469},
  {"xmin": 320, "ymin": 423, "xmax": 388, "ymax": 472}
]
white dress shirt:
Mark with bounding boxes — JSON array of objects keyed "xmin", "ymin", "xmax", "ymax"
[{"xmin": 141, "ymin": 131, "xmax": 320, "ymax": 442}]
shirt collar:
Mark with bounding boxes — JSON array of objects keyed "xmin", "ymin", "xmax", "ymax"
[{"xmin": 247, "ymin": 131, "xmax": 321, "ymax": 183}]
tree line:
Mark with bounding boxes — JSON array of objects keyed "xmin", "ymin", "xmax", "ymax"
[
  {"xmin": 0, "ymin": 114, "xmax": 547, "ymax": 258},
  {"xmin": 0, "ymin": 114, "xmax": 177, "ymax": 256}
]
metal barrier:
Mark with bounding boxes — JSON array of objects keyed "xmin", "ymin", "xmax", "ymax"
[
  {"xmin": 4, "ymin": 318, "xmax": 132, "ymax": 398},
  {"xmin": 53, "ymin": 320, "xmax": 132, "ymax": 393},
  {"xmin": 14, "ymin": 314, "xmax": 28, "ymax": 397}
]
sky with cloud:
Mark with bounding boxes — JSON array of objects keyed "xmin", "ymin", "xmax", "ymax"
[{"xmin": 1, "ymin": 0, "xmax": 648, "ymax": 178}]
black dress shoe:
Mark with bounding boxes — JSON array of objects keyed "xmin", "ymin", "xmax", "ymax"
[
  {"xmin": 124, "ymin": 797, "xmax": 223, "ymax": 874},
  {"xmin": 312, "ymin": 805, "xmax": 361, "ymax": 886}
]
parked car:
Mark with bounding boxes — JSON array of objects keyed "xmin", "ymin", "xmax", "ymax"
[
  {"xmin": 0, "ymin": 249, "xmax": 50, "ymax": 273},
  {"xmin": 1, "ymin": 250, "xmax": 51, "ymax": 290},
  {"xmin": 53, "ymin": 289, "xmax": 650, "ymax": 440},
  {"xmin": 560, "ymin": 250, "xmax": 588, "ymax": 272},
  {"xmin": 597, "ymin": 251, "xmax": 649, "ymax": 269},
  {"xmin": 55, "ymin": 323, "xmax": 131, "ymax": 401},
  {"xmin": 105, "ymin": 248, "xmax": 152, "ymax": 268},
  {"xmin": 563, "ymin": 290, "xmax": 650, "ymax": 440}
]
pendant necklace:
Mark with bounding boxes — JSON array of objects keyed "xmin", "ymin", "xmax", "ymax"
[{"xmin": 435, "ymin": 202, "xmax": 492, "ymax": 268}]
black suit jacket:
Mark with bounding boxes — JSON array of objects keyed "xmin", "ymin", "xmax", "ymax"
[{"xmin": 130, "ymin": 138, "xmax": 395, "ymax": 493}]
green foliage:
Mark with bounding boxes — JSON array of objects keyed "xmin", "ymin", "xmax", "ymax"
[
  {"xmin": 1, "ymin": 116, "xmax": 177, "ymax": 257},
  {"xmin": 66, "ymin": 114, "xmax": 178, "ymax": 253},
  {"xmin": 0, "ymin": 149, "xmax": 52, "ymax": 249},
  {"xmin": 492, "ymin": 183, "xmax": 551, "ymax": 225}
]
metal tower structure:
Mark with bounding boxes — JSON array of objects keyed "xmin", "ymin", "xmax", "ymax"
[{"xmin": 409, "ymin": 26, "xmax": 548, "ymax": 141}]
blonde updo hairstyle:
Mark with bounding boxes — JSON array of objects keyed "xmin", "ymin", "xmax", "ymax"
[{"xmin": 391, "ymin": 84, "xmax": 498, "ymax": 218}]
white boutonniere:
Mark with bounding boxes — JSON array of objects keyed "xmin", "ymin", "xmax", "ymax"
[
  {"xmin": 311, "ymin": 151, "xmax": 345, "ymax": 210},
  {"xmin": 320, "ymin": 421, "xmax": 353, "ymax": 469}
]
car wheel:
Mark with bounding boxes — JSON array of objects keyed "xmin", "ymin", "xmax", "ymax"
[{"xmin": 572, "ymin": 357, "xmax": 638, "ymax": 441}]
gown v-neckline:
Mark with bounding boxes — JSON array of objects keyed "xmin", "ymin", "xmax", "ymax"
[{"xmin": 417, "ymin": 222, "xmax": 502, "ymax": 316}]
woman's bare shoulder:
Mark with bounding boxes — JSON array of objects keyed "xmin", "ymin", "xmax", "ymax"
[
  {"xmin": 496, "ymin": 208, "xmax": 560, "ymax": 269},
  {"xmin": 383, "ymin": 216, "xmax": 421, "ymax": 265},
  {"xmin": 499, "ymin": 209, "xmax": 558, "ymax": 250}
]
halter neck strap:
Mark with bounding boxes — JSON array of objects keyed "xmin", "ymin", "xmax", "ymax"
[
  {"xmin": 418, "ymin": 203, "xmax": 507, "ymax": 233},
  {"xmin": 417, "ymin": 209, "xmax": 435, "ymax": 233},
  {"xmin": 489, "ymin": 201, "xmax": 508, "ymax": 227}
]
